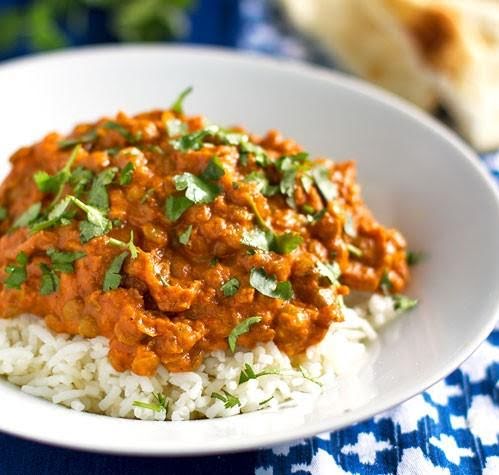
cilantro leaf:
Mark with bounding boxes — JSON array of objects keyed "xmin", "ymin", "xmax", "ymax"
[
  {"xmin": 39, "ymin": 263, "xmax": 59, "ymax": 295},
  {"xmin": 70, "ymin": 166, "xmax": 94, "ymax": 196},
  {"xmin": 273, "ymin": 232, "xmax": 303, "ymax": 254},
  {"xmin": 316, "ymin": 261, "xmax": 341, "ymax": 284},
  {"xmin": 170, "ymin": 125, "xmax": 219, "ymax": 152},
  {"xmin": 221, "ymin": 277, "xmax": 240, "ymax": 297},
  {"xmin": 119, "ymin": 162, "xmax": 134, "ymax": 186},
  {"xmin": 164, "ymin": 195, "xmax": 193, "ymax": 221},
  {"xmin": 88, "ymin": 167, "xmax": 118, "ymax": 211},
  {"xmin": 173, "ymin": 172, "xmax": 219, "ymax": 204},
  {"xmin": 58, "ymin": 129, "xmax": 97, "ymax": 149},
  {"xmin": 241, "ymin": 228, "xmax": 270, "ymax": 251},
  {"xmin": 211, "ymin": 390, "xmax": 241, "ymax": 409},
  {"xmin": 393, "ymin": 295, "xmax": 418, "ymax": 312},
  {"xmin": 178, "ymin": 225, "xmax": 192, "ymax": 245},
  {"xmin": 311, "ymin": 166, "xmax": 337, "ymax": 202},
  {"xmin": 244, "ymin": 171, "xmax": 278, "ymax": 196},
  {"xmin": 4, "ymin": 251, "xmax": 28, "ymax": 289},
  {"xmin": 67, "ymin": 196, "xmax": 111, "ymax": 243},
  {"xmin": 165, "ymin": 118, "xmax": 188, "ymax": 137},
  {"xmin": 103, "ymin": 251, "xmax": 128, "ymax": 291},
  {"xmin": 34, "ymin": 144, "xmax": 80, "ymax": 205},
  {"xmin": 380, "ymin": 270, "xmax": 393, "ymax": 294},
  {"xmin": 343, "ymin": 213, "xmax": 357, "ymax": 238},
  {"xmin": 249, "ymin": 267, "xmax": 294, "ymax": 300},
  {"xmin": 228, "ymin": 316, "xmax": 262, "ymax": 352},
  {"xmin": 238, "ymin": 363, "xmax": 279, "ymax": 384},
  {"xmin": 201, "ymin": 156, "xmax": 225, "ymax": 181},
  {"xmin": 103, "ymin": 121, "xmax": 141, "ymax": 144},
  {"xmin": 133, "ymin": 393, "xmax": 168, "ymax": 413},
  {"xmin": 406, "ymin": 251, "xmax": 425, "ymax": 266},
  {"xmin": 46, "ymin": 247, "xmax": 86, "ymax": 273},
  {"xmin": 0, "ymin": 206, "xmax": 7, "ymax": 221},
  {"xmin": 170, "ymin": 86, "xmax": 193, "ymax": 114},
  {"xmin": 347, "ymin": 243, "xmax": 363, "ymax": 258},
  {"xmin": 239, "ymin": 140, "xmax": 269, "ymax": 167},
  {"xmin": 12, "ymin": 202, "xmax": 42, "ymax": 229}
]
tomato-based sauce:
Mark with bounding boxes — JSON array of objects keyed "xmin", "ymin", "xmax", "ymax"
[{"xmin": 0, "ymin": 102, "xmax": 409, "ymax": 376}]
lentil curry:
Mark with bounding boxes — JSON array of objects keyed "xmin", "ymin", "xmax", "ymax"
[{"xmin": 0, "ymin": 89, "xmax": 410, "ymax": 376}]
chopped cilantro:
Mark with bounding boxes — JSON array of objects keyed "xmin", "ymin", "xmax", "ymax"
[
  {"xmin": 304, "ymin": 207, "xmax": 326, "ymax": 223},
  {"xmin": 119, "ymin": 162, "xmax": 134, "ymax": 186},
  {"xmin": 299, "ymin": 366, "xmax": 323, "ymax": 387},
  {"xmin": 228, "ymin": 316, "xmax": 262, "ymax": 352},
  {"xmin": 164, "ymin": 195, "xmax": 193, "ymax": 221},
  {"xmin": 316, "ymin": 261, "xmax": 341, "ymax": 285},
  {"xmin": 46, "ymin": 248, "xmax": 86, "ymax": 273},
  {"xmin": 276, "ymin": 153, "xmax": 310, "ymax": 209},
  {"xmin": 133, "ymin": 393, "xmax": 168, "ymax": 413},
  {"xmin": 170, "ymin": 86, "xmax": 193, "ymax": 115},
  {"xmin": 106, "ymin": 147, "xmax": 120, "ymax": 156},
  {"xmin": 393, "ymin": 295, "xmax": 418, "ymax": 312},
  {"xmin": 347, "ymin": 243, "xmax": 363, "ymax": 258},
  {"xmin": 311, "ymin": 166, "xmax": 337, "ymax": 202},
  {"xmin": 173, "ymin": 172, "xmax": 219, "ymax": 204},
  {"xmin": 34, "ymin": 145, "xmax": 80, "ymax": 205},
  {"xmin": 209, "ymin": 257, "xmax": 219, "ymax": 267},
  {"xmin": 244, "ymin": 171, "xmax": 278, "ymax": 197},
  {"xmin": 107, "ymin": 231, "xmax": 139, "ymax": 259},
  {"xmin": 103, "ymin": 251, "xmax": 128, "ymax": 291},
  {"xmin": 211, "ymin": 390, "xmax": 241, "ymax": 409},
  {"xmin": 221, "ymin": 277, "xmax": 240, "ymax": 297},
  {"xmin": 4, "ymin": 251, "xmax": 28, "ymax": 289},
  {"xmin": 88, "ymin": 167, "xmax": 118, "ymax": 211},
  {"xmin": 39, "ymin": 263, "xmax": 59, "ymax": 295},
  {"xmin": 140, "ymin": 188, "xmax": 155, "ymax": 204},
  {"xmin": 170, "ymin": 125, "xmax": 219, "ymax": 152},
  {"xmin": 103, "ymin": 121, "xmax": 141, "ymax": 143},
  {"xmin": 178, "ymin": 225, "xmax": 193, "ymax": 245},
  {"xmin": 241, "ymin": 228, "xmax": 302, "ymax": 255},
  {"xmin": 68, "ymin": 196, "xmax": 111, "ymax": 243},
  {"xmin": 238, "ymin": 363, "xmax": 279, "ymax": 384},
  {"xmin": 201, "ymin": 156, "xmax": 225, "ymax": 181},
  {"xmin": 380, "ymin": 270, "xmax": 393, "ymax": 294},
  {"xmin": 58, "ymin": 129, "xmax": 97, "ymax": 149},
  {"xmin": 239, "ymin": 140, "xmax": 269, "ymax": 167},
  {"xmin": 70, "ymin": 166, "xmax": 94, "ymax": 196},
  {"xmin": 12, "ymin": 202, "xmax": 42, "ymax": 229},
  {"xmin": 241, "ymin": 228, "xmax": 270, "ymax": 252},
  {"xmin": 29, "ymin": 196, "xmax": 74, "ymax": 233},
  {"xmin": 249, "ymin": 267, "xmax": 294, "ymax": 300},
  {"xmin": 300, "ymin": 174, "xmax": 314, "ymax": 193},
  {"xmin": 0, "ymin": 206, "xmax": 7, "ymax": 221},
  {"xmin": 273, "ymin": 232, "xmax": 303, "ymax": 254},
  {"xmin": 165, "ymin": 118, "xmax": 188, "ymax": 137},
  {"xmin": 407, "ymin": 251, "xmax": 425, "ymax": 266}
]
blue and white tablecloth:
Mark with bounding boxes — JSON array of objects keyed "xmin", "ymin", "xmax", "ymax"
[{"xmin": 0, "ymin": 0, "xmax": 498, "ymax": 473}]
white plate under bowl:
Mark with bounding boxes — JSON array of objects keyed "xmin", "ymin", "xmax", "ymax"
[{"xmin": 0, "ymin": 45, "xmax": 498, "ymax": 456}]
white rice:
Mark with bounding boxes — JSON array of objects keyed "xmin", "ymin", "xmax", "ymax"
[{"xmin": 0, "ymin": 294, "xmax": 397, "ymax": 421}]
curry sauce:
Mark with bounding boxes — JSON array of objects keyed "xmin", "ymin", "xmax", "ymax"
[{"xmin": 0, "ymin": 92, "xmax": 409, "ymax": 376}]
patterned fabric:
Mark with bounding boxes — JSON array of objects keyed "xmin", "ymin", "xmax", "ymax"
[
  {"xmin": 237, "ymin": 1, "xmax": 499, "ymax": 473},
  {"xmin": 0, "ymin": 1, "xmax": 497, "ymax": 474}
]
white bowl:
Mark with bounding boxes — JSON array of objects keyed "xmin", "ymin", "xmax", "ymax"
[{"xmin": 0, "ymin": 45, "xmax": 498, "ymax": 456}]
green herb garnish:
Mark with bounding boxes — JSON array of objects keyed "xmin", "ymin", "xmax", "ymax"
[
  {"xmin": 4, "ymin": 252, "xmax": 28, "ymax": 289},
  {"xmin": 380, "ymin": 270, "xmax": 392, "ymax": 294},
  {"xmin": 299, "ymin": 366, "xmax": 323, "ymax": 387},
  {"xmin": 12, "ymin": 202, "xmax": 42, "ymax": 229},
  {"xmin": 347, "ymin": 243, "xmax": 363, "ymax": 258},
  {"xmin": 173, "ymin": 172, "xmax": 219, "ymax": 204},
  {"xmin": 58, "ymin": 129, "xmax": 97, "ymax": 149},
  {"xmin": 29, "ymin": 196, "xmax": 73, "ymax": 233},
  {"xmin": 103, "ymin": 121, "xmax": 141, "ymax": 144},
  {"xmin": 166, "ymin": 118, "xmax": 188, "ymax": 137},
  {"xmin": 170, "ymin": 86, "xmax": 193, "ymax": 115},
  {"xmin": 241, "ymin": 228, "xmax": 302, "ymax": 255},
  {"xmin": 170, "ymin": 125, "xmax": 219, "ymax": 152},
  {"xmin": 238, "ymin": 363, "xmax": 279, "ymax": 384},
  {"xmin": 228, "ymin": 316, "xmax": 262, "ymax": 352},
  {"xmin": 244, "ymin": 171, "xmax": 278, "ymax": 197},
  {"xmin": 249, "ymin": 267, "xmax": 294, "ymax": 300},
  {"xmin": 406, "ymin": 251, "xmax": 424, "ymax": 266},
  {"xmin": 34, "ymin": 145, "xmax": 80, "ymax": 206},
  {"xmin": 70, "ymin": 166, "xmax": 94, "ymax": 196},
  {"xmin": 39, "ymin": 263, "xmax": 59, "ymax": 295},
  {"xmin": 119, "ymin": 162, "xmax": 135, "ymax": 186},
  {"xmin": 133, "ymin": 393, "xmax": 168, "ymax": 413},
  {"xmin": 0, "ymin": 207, "xmax": 7, "ymax": 221},
  {"xmin": 211, "ymin": 390, "xmax": 241, "ymax": 409},
  {"xmin": 259, "ymin": 396, "xmax": 274, "ymax": 406},
  {"xmin": 201, "ymin": 156, "xmax": 225, "ymax": 181},
  {"xmin": 221, "ymin": 277, "xmax": 240, "ymax": 297},
  {"xmin": 140, "ymin": 188, "xmax": 155, "ymax": 204},
  {"xmin": 311, "ymin": 166, "xmax": 337, "ymax": 202},
  {"xmin": 103, "ymin": 251, "xmax": 128, "ymax": 291},
  {"xmin": 393, "ymin": 295, "xmax": 418, "ymax": 312},
  {"xmin": 344, "ymin": 213, "xmax": 357, "ymax": 238},
  {"xmin": 46, "ymin": 248, "xmax": 86, "ymax": 273},
  {"xmin": 107, "ymin": 231, "xmax": 139, "ymax": 259},
  {"xmin": 88, "ymin": 167, "xmax": 117, "ymax": 211},
  {"xmin": 178, "ymin": 225, "xmax": 193, "ymax": 245},
  {"xmin": 316, "ymin": 261, "xmax": 341, "ymax": 285},
  {"xmin": 164, "ymin": 195, "xmax": 193, "ymax": 221}
]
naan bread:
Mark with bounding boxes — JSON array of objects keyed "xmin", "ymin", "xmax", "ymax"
[{"xmin": 281, "ymin": 0, "xmax": 499, "ymax": 151}]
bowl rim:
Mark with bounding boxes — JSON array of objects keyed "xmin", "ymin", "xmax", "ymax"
[{"xmin": 0, "ymin": 43, "xmax": 498, "ymax": 456}]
